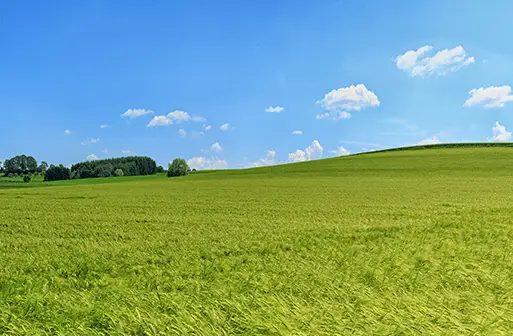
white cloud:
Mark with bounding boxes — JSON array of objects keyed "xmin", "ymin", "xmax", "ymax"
[
  {"xmin": 288, "ymin": 140, "xmax": 323, "ymax": 162},
  {"xmin": 187, "ymin": 156, "xmax": 228, "ymax": 170},
  {"xmin": 204, "ymin": 125, "xmax": 212, "ymax": 131},
  {"xmin": 463, "ymin": 85, "xmax": 513, "ymax": 108},
  {"xmin": 121, "ymin": 108, "xmax": 153, "ymax": 118},
  {"xmin": 86, "ymin": 154, "xmax": 99, "ymax": 161},
  {"xmin": 288, "ymin": 149, "xmax": 307, "ymax": 162},
  {"xmin": 220, "ymin": 123, "xmax": 230, "ymax": 131},
  {"xmin": 192, "ymin": 131, "xmax": 205, "ymax": 137},
  {"xmin": 265, "ymin": 105, "xmax": 284, "ymax": 113},
  {"xmin": 81, "ymin": 137, "xmax": 100, "ymax": 145},
  {"xmin": 102, "ymin": 148, "xmax": 109, "ymax": 154},
  {"xmin": 417, "ymin": 136, "xmax": 441, "ymax": 145},
  {"xmin": 121, "ymin": 150, "xmax": 133, "ymax": 155},
  {"xmin": 64, "ymin": 129, "xmax": 71, "ymax": 135},
  {"xmin": 292, "ymin": 130, "xmax": 303, "ymax": 135},
  {"xmin": 147, "ymin": 110, "xmax": 206, "ymax": 127},
  {"xmin": 178, "ymin": 129, "xmax": 187, "ymax": 137},
  {"xmin": 329, "ymin": 146, "xmax": 350, "ymax": 156},
  {"xmin": 253, "ymin": 150, "xmax": 276, "ymax": 167},
  {"xmin": 315, "ymin": 111, "xmax": 352, "ymax": 120},
  {"xmin": 396, "ymin": 45, "xmax": 475, "ymax": 77},
  {"xmin": 210, "ymin": 142, "xmax": 223, "ymax": 152},
  {"xmin": 147, "ymin": 115, "xmax": 173, "ymax": 127},
  {"xmin": 492, "ymin": 121, "xmax": 512, "ymax": 141},
  {"xmin": 317, "ymin": 84, "xmax": 379, "ymax": 119},
  {"xmin": 100, "ymin": 124, "xmax": 109, "ymax": 129},
  {"xmin": 167, "ymin": 110, "xmax": 191, "ymax": 123}
]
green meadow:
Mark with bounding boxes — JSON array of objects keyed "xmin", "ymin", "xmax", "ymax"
[{"xmin": 2, "ymin": 146, "xmax": 513, "ymax": 335}]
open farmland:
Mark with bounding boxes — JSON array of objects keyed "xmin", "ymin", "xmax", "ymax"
[{"xmin": 2, "ymin": 146, "xmax": 513, "ymax": 335}]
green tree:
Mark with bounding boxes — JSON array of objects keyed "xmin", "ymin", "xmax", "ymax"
[
  {"xmin": 23, "ymin": 175, "xmax": 31, "ymax": 183},
  {"xmin": 167, "ymin": 158, "xmax": 189, "ymax": 177},
  {"xmin": 44, "ymin": 164, "xmax": 71, "ymax": 182},
  {"xmin": 3, "ymin": 155, "xmax": 38, "ymax": 174},
  {"xmin": 114, "ymin": 169, "xmax": 124, "ymax": 177},
  {"xmin": 38, "ymin": 161, "xmax": 49, "ymax": 173}
]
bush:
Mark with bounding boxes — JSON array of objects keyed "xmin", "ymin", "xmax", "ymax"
[
  {"xmin": 114, "ymin": 169, "xmax": 124, "ymax": 177},
  {"xmin": 23, "ymin": 175, "xmax": 31, "ymax": 183},
  {"xmin": 167, "ymin": 158, "xmax": 189, "ymax": 177}
]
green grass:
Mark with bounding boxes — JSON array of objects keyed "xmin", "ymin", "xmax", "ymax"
[
  {"xmin": 2, "ymin": 146, "xmax": 513, "ymax": 334},
  {"xmin": 0, "ymin": 174, "xmax": 166, "ymax": 189}
]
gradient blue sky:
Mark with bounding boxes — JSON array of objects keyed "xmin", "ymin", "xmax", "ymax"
[{"xmin": 2, "ymin": 0, "xmax": 513, "ymax": 169}]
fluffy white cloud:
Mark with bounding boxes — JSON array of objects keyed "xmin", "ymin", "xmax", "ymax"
[
  {"xmin": 178, "ymin": 129, "xmax": 187, "ymax": 137},
  {"xmin": 121, "ymin": 150, "xmax": 133, "ymax": 155},
  {"xmin": 86, "ymin": 154, "xmax": 99, "ymax": 161},
  {"xmin": 147, "ymin": 116, "xmax": 173, "ymax": 127},
  {"xmin": 396, "ymin": 45, "xmax": 475, "ymax": 77},
  {"xmin": 121, "ymin": 108, "xmax": 153, "ymax": 118},
  {"xmin": 100, "ymin": 124, "xmax": 109, "ymax": 129},
  {"xmin": 288, "ymin": 140, "xmax": 323, "ymax": 162},
  {"xmin": 316, "ymin": 111, "xmax": 352, "ymax": 120},
  {"xmin": 265, "ymin": 105, "xmax": 284, "ymax": 113},
  {"xmin": 167, "ymin": 110, "xmax": 191, "ymax": 123},
  {"xmin": 64, "ymin": 129, "xmax": 71, "ymax": 135},
  {"xmin": 492, "ymin": 121, "xmax": 512, "ymax": 141},
  {"xmin": 220, "ymin": 123, "xmax": 230, "ymax": 131},
  {"xmin": 463, "ymin": 85, "xmax": 513, "ymax": 108},
  {"xmin": 253, "ymin": 150, "xmax": 276, "ymax": 167},
  {"xmin": 317, "ymin": 85, "xmax": 379, "ymax": 120},
  {"xmin": 292, "ymin": 130, "xmax": 303, "ymax": 135},
  {"xmin": 210, "ymin": 142, "xmax": 223, "ymax": 152},
  {"xmin": 204, "ymin": 125, "xmax": 212, "ymax": 131},
  {"xmin": 81, "ymin": 137, "xmax": 100, "ymax": 145},
  {"xmin": 417, "ymin": 136, "xmax": 441, "ymax": 145},
  {"xmin": 288, "ymin": 149, "xmax": 306, "ymax": 162},
  {"xmin": 329, "ymin": 146, "xmax": 350, "ymax": 156},
  {"xmin": 187, "ymin": 156, "xmax": 228, "ymax": 170}
]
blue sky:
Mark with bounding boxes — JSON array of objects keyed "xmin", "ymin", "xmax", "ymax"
[{"xmin": 2, "ymin": 0, "xmax": 513, "ymax": 169}]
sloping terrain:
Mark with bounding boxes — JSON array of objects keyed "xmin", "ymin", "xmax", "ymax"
[{"xmin": 2, "ymin": 146, "xmax": 513, "ymax": 334}]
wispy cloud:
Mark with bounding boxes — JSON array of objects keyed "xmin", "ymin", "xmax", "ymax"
[
  {"xmin": 121, "ymin": 108, "xmax": 153, "ymax": 118},
  {"xmin": 81, "ymin": 137, "xmax": 100, "ymax": 145}
]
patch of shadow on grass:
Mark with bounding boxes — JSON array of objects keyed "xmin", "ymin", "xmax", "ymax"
[
  {"xmin": 56, "ymin": 196, "xmax": 98, "ymax": 200},
  {"xmin": 356, "ymin": 225, "xmax": 403, "ymax": 241}
]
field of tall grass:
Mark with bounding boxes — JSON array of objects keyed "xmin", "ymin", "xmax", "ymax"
[{"xmin": 2, "ymin": 146, "xmax": 513, "ymax": 334}]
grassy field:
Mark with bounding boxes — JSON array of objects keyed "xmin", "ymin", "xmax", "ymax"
[{"xmin": 2, "ymin": 146, "xmax": 513, "ymax": 335}]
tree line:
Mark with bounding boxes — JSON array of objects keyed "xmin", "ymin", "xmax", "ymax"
[
  {"xmin": 2, "ymin": 154, "xmax": 194, "ymax": 183},
  {"xmin": 70, "ymin": 156, "xmax": 159, "ymax": 179},
  {"xmin": 1, "ymin": 155, "xmax": 164, "ymax": 182}
]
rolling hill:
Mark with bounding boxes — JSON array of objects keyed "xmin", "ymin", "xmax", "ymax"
[{"xmin": 1, "ymin": 144, "xmax": 513, "ymax": 334}]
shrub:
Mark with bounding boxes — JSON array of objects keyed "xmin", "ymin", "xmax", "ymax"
[
  {"xmin": 167, "ymin": 158, "xmax": 189, "ymax": 177},
  {"xmin": 23, "ymin": 175, "xmax": 31, "ymax": 183},
  {"xmin": 114, "ymin": 169, "xmax": 124, "ymax": 177}
]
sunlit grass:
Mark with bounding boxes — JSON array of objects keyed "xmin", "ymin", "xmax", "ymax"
[{"xmin": 2, "ymin": 147, "xmax": 513, "ymax": 334}]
